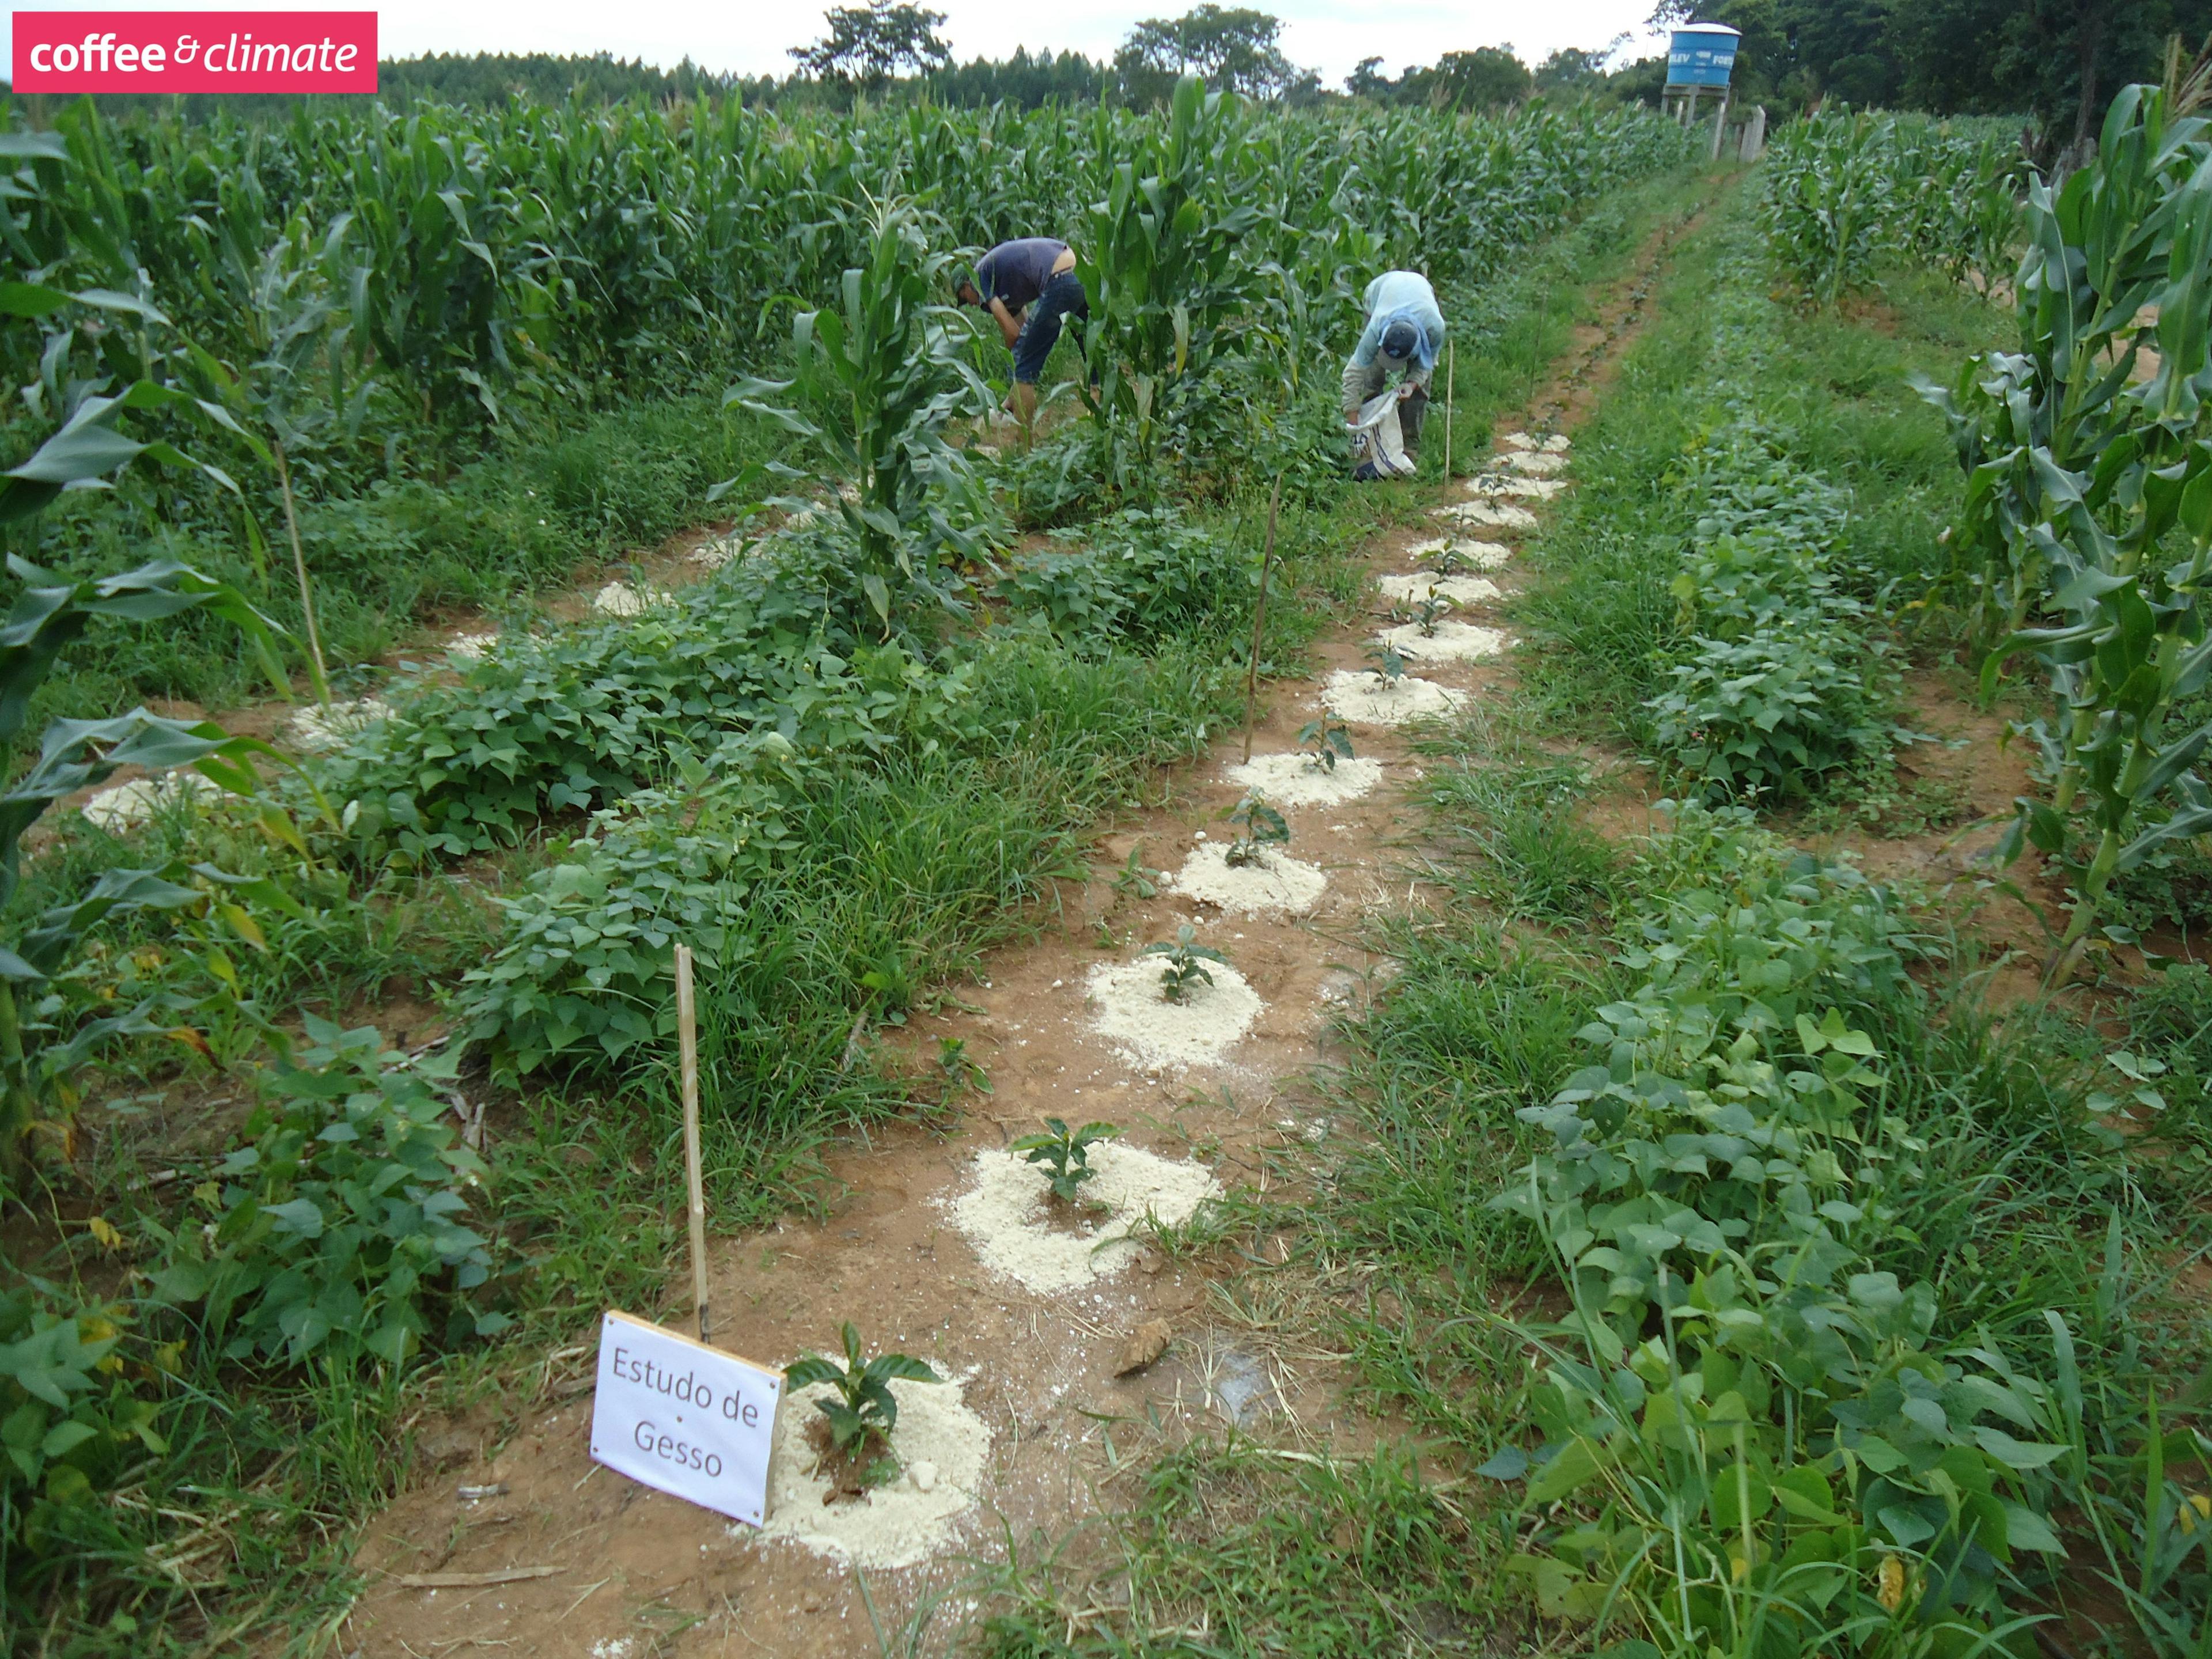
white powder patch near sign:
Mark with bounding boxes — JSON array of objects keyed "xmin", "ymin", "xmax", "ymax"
[
  {"xmin": 1434, "ymin": 501, "xmax": 1539, "ymax": 532},
  {"xmin": 592, "ymin": 580, "xmax": 672, "ymax": 616},
  {"xmin": 756, "ymin": 1374, "xmax": 989, "ymax": 1569},
  {"xmin": 1504, "ymin": 449, "xmax": 1571, "ymax": 475},
  {"xmin": 446, "ymin": 631, "xmax": 498, "ymax": 661},
  {"xmin": 81, "ymin": 771, "xmax": 219, "ymax": 834},
  {"xmin": 945, "ymin": 1143, "xmax": 1222, "ymax": 1293},
  {"xmin": 1407, "ymin": 536, "xmax": 1512, "ymax": 571},
  {"xmin": 1320, "ymin": 669, "xmax": 1467, "ymax": 727},
  {"xmin": 1172, "ymin": 841, "xmax": 1327, "ymax": 916},
  {"xmin": 1377, "ymin": 573, "xmax": 1501, "ymax": 606},
  {"xmin": 1378, "ymin": 620, "xmax": 1512, "ymax": 662},
  {"xmin": 1469, "ymin": 475, "xmax": 1567, "ymax": 499},
  {"xmin": 287, "ymin": 697, "xmax": 392, "ymax": 752},
  {"xmin": 1085, "ymin": 955, "xmax": 1261, "ymax": 1070},
  {"xmin": 1501, "ymin": 431, "xmax": 1571, "ymax": 453},
  {"xmin": 1224, "ymin": 751, "xmax": 1384, "ymax": 808}
]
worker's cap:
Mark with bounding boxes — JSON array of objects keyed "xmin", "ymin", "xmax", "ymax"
[{"xmin": 1380, "ymin": 320, "xmax": 1420, "ymax": 363}]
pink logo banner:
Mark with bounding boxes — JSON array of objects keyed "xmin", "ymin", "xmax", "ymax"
[{"xmin": 13, "ymin": 11, "xmax": 377, "ymax": 92}]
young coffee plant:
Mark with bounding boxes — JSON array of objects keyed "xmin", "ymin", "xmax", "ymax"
[
  {"xmin": 1415, "ymin": 589, "xmax": 1453, "ymax": 638},
  {"xmin": 1009, "ymin": 1116, "xmax": 1119, "ymax": 1203},
  {"xmin": 1364, "ymin": 640, "xmax": 1412, "ymax": 684},
  {"xmin": 785, "ymin": 1323, "xmax": 942, "ymax": 1465},
  {"xmin": 1142, "ymin": 923, "xmax": 1229, "ymax": 1003},
  {"xmin": 1297, "ymin": 713, "xmax": 1354, "ymax": 772},
  {"xmin": 1222, "ymin": 791, "xmax": 1289, "ymax": 867}
]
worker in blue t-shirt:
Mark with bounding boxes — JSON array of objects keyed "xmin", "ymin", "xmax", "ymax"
[
  {"xmin": 954, "ymin": 237, "xmax": 1089, "ymax": 430},
  {"xmin": 1341, "ymin": 271, "xmax": 1446, "ymax": 471}
]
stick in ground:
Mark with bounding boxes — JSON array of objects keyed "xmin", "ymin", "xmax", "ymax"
[
  {"xmin": 1243, "ymin": 475, "xmax": 1282, "ymax": 765},
  {"xmin": 675, "ymin": 944, "xmax": 709, "ymax": 1344}
]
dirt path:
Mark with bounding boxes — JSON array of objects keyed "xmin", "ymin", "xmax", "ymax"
[{"xmin": 341, "ymin": 215, "xmax": 1697, "ymax": 1659}]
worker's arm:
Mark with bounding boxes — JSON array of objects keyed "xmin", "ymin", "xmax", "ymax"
[
  {"xmin": 987, "ymin": 297, "xmax": 1023, "ymax": 350},
  {"xmin": 1342, "ymin": 354, "xmax": 1380, "ymax": 422}
]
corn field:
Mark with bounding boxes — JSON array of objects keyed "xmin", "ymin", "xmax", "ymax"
[
  {"xmin": 3, "ymin": 90, "xmax": 1694, "ymax": 488},
  {"xmin": 1760, "ymin": 109, "xmax": 2026, "ymax": 304}
]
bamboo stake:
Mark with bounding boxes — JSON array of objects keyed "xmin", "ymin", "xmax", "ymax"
[
  {"xmin": 674, "ymin": 944, "xmax": 709, "ymax": 1346},
  {"xmin": 1241, "ymin": 476, "xmax": 1282, "ymax": 765},
  {"xmin": 1443, "ymin": 338, "xmax": 1455, "ymax": 482},
  {"xmin": 272, "ymin": 441, "xmax": 331, "ymax": 708}
]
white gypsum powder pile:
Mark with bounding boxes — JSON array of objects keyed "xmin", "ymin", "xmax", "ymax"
[
  {"xmin": 1433, "ymin": 501, "xmax": 1539, "ymax": 532},
  {"xmin": 1319, "ymin": 669, "xmax": 1467, "ymax": 727},
  {"xmin": 287, "ymin": 697, "xmax": 392, "ymax": 752},
  {"xmin": 1501, "ymin": 431, "xmax": 1571, "ymax": 453},
  {"xmin": 1085, "ymin": 955, "xmax": 1261, "ymax": 1070},
  {"xmin": 1503, "ymin": 449, "xmax": 1570, "ymax": 475},
  {"xmin": 81, "ymin": 772, "xmax": 219, "ymax": 834},
  {"xmin": 757, "ymin": 1374, "xmax": 988, "ymax": 1569},
  {"xmin": 1376, "ymin": 620, "xmax": 1512, "ymax": 662},
  {"xmin": 1222, "ymin": 751, "xmax": 1384, "ymax": 809},
  {"xmin": 1171, "ymin": 842, "xmax": 1327, "ymax": 916},
  {"xmin": 1376, "ymin": 573, "xmax": 1501, "ymax": 607},
  {"xmin": 945, "ymin": 1142, "xmax": 1221, "ymax": 1293},
  {"xmin": 1405, "ymin": 537, "xmax": 1512, "ymax": 571}
]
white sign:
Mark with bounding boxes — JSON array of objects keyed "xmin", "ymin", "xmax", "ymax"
[{"xmin": 589, "ymin": 1310, "xmax": 782, "ymax": 1527}]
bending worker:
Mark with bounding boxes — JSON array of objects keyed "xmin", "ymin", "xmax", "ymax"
[
  {"xmin": 955, "ymin": 237, "xmax": 1089, "ymax": 430},
  {"xmin": 1342, "ymin": 269, "xmax": 1446, "ymax": 475}
]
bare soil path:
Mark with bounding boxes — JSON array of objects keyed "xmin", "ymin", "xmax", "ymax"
[{"xmin": 340, "ymin": 211, "xmax": 1700, "ymax": 1659}]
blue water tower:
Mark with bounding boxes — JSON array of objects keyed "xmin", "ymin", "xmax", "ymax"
[{"xmin": 1664, "ymin": 21, "xmax": 1742, "ymax": 147}]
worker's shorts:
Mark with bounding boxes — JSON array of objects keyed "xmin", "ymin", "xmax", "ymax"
[{"xmin": 1012, "ymin": 271, "xmax": 1089, "ymax": 384}]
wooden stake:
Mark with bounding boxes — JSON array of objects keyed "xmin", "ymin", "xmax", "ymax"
[
  {"xmin": 1242, "ymin": 476, "xmax": 1282, "ymax": 765},
  {"xmin": 674, "ymin": 944, "xmax": 709, "ymax": 1346},
  {"xmin": 1443, "ymin": 338, "xmax": 1455, "ymax": 482}
]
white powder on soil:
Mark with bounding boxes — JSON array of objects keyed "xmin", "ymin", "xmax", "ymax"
[
  {"xmin": 945, "ymin": 1143, "xmax": 1222, "ymax": 1293},
  {"xmin": 1223, "ymin": 752, "xmax": 1384, "ymax": 808},
  {"xmin": 1378, "ymin": 620, "xmax": 1512, "ymax": 662},
  {"xmin": 1501, "ymin": 431, "xmax": 1571, "ymax": 452},
  {"xmin": 1085, "ymin": 955, "xmax": 1261, "ymax": 1070},
  {"xmin": 1434, "ymin": 501, "xmax": 1540, "ymax": 532},
  {"xmin": 287, "ymin": 697, "xmax": 392, "ymax": 752},
  {"xmin": 1469, "ymin": 475, "xmax": 1567, "ymax": 499},
  {"xmin": 81, "ymin": 771, "xmax": 219, "ymax": 834},
  {"xmin": 592, "ymin": 580, "xmax": 672, "ymax": 616},
  {"xmin": 1504, "ymin": 449, "xmax": 1571, "ymax": 475},
  {"xmin": 1377, "ymin": 573, "xmax": 1502, "ymax": 606},
  {"xmin": 446, "ymin": 631, "xmax": 498, "ymax": 660},
  {"xmin": 1172, "ymin": 841, "xmax": 1327, "ymax": 916},
  {"xmin": 1320, "ymin": 669, "xmax": 1467, "ymax": 727},
  {"xmin": 1407, "ymin": 536, "xmax": 1512, "ymax": 571},
  {"xmin": 759, "ymin": 1374, "xmax": 990, "ymax": 1569}
]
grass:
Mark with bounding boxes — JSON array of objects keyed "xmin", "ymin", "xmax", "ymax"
[{"xmin": 15, "ymin": 390, "xmax": 799, "ymax": 722}]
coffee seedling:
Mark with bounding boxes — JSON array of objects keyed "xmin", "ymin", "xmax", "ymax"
[
  {"xmin": 1142, "ymin": 924, "xmax": 1229, "ymax": 1003},
  {"xmin": 786, "ymin": 1323, "xmax": 941, "ymax": 1467},
  {"xmin": 1416, "ymin": 588, "xmax": 1453, "ymax": 638},
  {"xmin": 1222, "ymin": 791, "xmax": 1290, "ymax": 868},
  {"xmin": 1009, "ymin": 1116, "xmax": 1119, "ymax": 1203},
  {"xmin": 1297, "ymin": 713, "xmax": 1355, "ymax": 772},
  {"xmin": 1364, "ymin": 641, "xmax": 1413, "ymax": 684},
  {"xmin": 1433, "ymin": 544, "xmax": 1470, "ymax": 576}
]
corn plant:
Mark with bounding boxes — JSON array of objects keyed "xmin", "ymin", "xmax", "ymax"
[
  {"xmin": 1919, "ymin": 84, "xmax": 2212, "ymax": 979},
  {"xmin": 722, "ymin": 195, "xmax": 994, "ymax": 628},
  {"xmin": 785, "ymin": 1323, "xmax": 941, "ymax": 1460},
  {"xmin": 1222, "ymin": 790, "xmax": 1289, "ymax": 867},
  {"xmin": 1142, "ymin": 923, "xmax": 1228, "ymax": 1003},
  {"xmin": 1073, "ymin": 76, "xmax": 1262, "ymax": 480},
  {"xmin": 1009, "ymin": 1116, "xmax": 1118, "ymax": 1203},
  {"xmin": 1297, "ymin": 711, "xmax": 1354, "ymax": 771}
]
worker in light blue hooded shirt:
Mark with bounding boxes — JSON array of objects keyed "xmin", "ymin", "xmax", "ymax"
[{"xmin": 1341, "ymin": 271, "xmax": 1446, "ymax": 474}]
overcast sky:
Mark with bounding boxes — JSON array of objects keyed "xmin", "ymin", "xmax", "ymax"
[{"xmin": 3, "ymin": 1, "xmax": 1671, "ymax": 91}]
